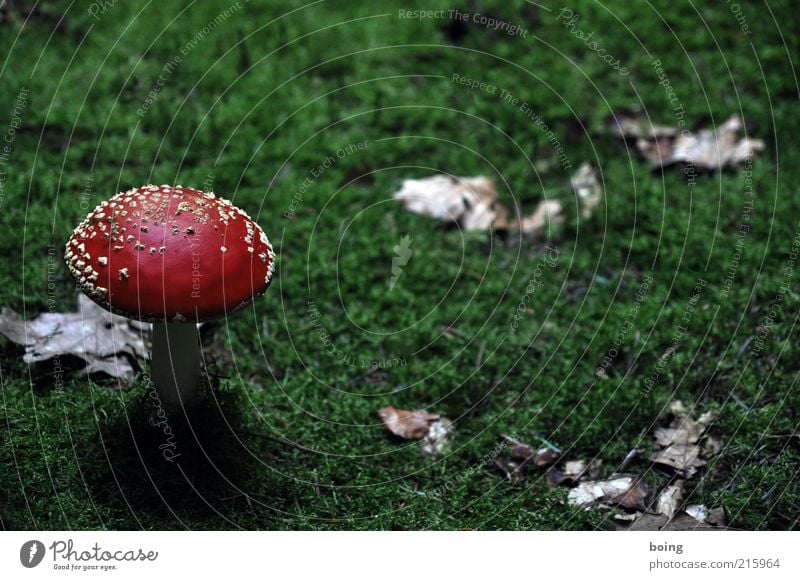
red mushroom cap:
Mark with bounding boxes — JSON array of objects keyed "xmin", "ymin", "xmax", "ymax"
[{"xmin": 64, "ymin": 184, "xmax": 275, "ymax": 322}]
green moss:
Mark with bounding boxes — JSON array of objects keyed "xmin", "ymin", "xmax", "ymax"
[{"xmin": 1, "ymin": 0, "xmax": 798, "ymax": 530}]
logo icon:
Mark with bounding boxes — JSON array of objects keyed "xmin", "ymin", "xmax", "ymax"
[
  {"xmin": 20, "ymin": 540, "xmax": 45, "ymax": 568},
  {"xmin": 390, "ymin": 234, "xmax": 413, "ymax": 291}
]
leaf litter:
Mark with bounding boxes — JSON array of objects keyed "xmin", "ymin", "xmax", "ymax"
[
  {"xmin": 490, "ymin": 401, "xmax": 726, "ymax": 530},
  {"xmin": 392, "ymin": 168, "xmax": 603, "ymax": 235},
  {"xmin": 0, "ymin": 294, "xmax": 150, "ymax": 382},
  {"xmin": 609, "ymin": 111, "xmax": 764, "ymax": 170},
  {"xmin": 377, "ymin": 406, "xmax": 455, "ymax": 458}
]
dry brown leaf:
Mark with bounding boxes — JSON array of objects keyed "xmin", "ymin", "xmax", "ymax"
[
  {"xmin": 612, "ymin": 477, "xmax": 649, "ymax": 510},
  {"xmin": 654, "ymin": 415, "xmax": 704, "ymax": 446},
  {"xmin": 0, "ymin": 294, "xmax": 150, "ymax": 382},
  {"xmin": 611, "ymin": 112, "xmax": 764, "ymax": 170},
  {"xmin": 608, "ymin": 111, "xmax": 678, "ymax": 140},
  {"xmin": 392, "ymin": 175, "xmax": 505, "ymax": 232},
  {"xmin": 508, "ymin": 442, "xmax": 560, "ymax": 467},
  {"xmin": 650, "ymin": 444, "xmax": 707, "ymax": 476},
  {"xmin": 571, "ymin": 162, "xmax": 602, "ymax": 218},
  {"xmin": 494, "ymin": 457, "xmax": 526, "ymax": 484},
  {"xmin": 515, "ymin": 200, "xmax": 563, "ymax": 235},
  {"xmin": 650, "ymin": 402, "xmax": 719, "ymax": 477},
  {"xmin": 568, "ymin": 475, "xmax": 647, "ymax": 510},
  {"xmin": 393, "ymin": 174, "xmax": 569, "ymax": 237},
  {"xmin": 378, "ymin": 406, "xmax": 454, "ymax": 457},
  {"xmin": 378, "ymin": 406, "xmax": 440, "ymax": 440}
]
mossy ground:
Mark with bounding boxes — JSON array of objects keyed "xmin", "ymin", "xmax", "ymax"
[{"xmin": 1, "ymin": 0, "xmax": 798, "ymax": 530}]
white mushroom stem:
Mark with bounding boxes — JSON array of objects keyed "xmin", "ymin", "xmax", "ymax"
[{"xmin": 151, "ymin": 322, "xmax": 201, "ymax": 408}]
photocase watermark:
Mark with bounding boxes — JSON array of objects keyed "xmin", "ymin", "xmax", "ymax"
[
  {"xmin": 46, "ymin": 243, "xmax": 66, "ymax": 392},
  {"xmin": 652, "ymin": 58, "xmax": 687, "ymax": 131},
  {"xmin": 137, "ymin": 2, "xmax": 245, "ymax": 117},
  {"xmin": 726, "ymin": 0, "xmax": 752, "ymax": 36},
  {"xmin": 641, "ymin": 278, "xmax": 707, "ymax": 394},
  {"xmin": 452, "ymin": 74, "xmax": 572, "ymax": 170},
  {"xmin": 143, "ymin": 373, "xmax": 181, "ymax": 462},
  {"xmin": 750, "ymin": 230, "xmax": 800, "ymax": 357},
  {"xmin": 510, "ymin": 245, "xmax": 560, "ymax": 331},
  {"xmin": 20, "ymin": 537, "xmax": 158, "ymax": 571},
  {"xmin": 284, "ymin": 140, "xmax": 369, "ymax": 219},
  {"xmin": 202, "ymin": 172, "xmax": 215, "ymax": 192},
  {"xmin": 20, "ymin": 540, "xmax": 46, "ymax": 568},
  {"xmin": 721, "ymin": 158, "xmax": 755, "ymax": 296},
  {"xmin": 397, "ymin": 8, "xmax": 528, "ymax": 37},
  {"xmin": 389, "ymin": 234, "xmax": 413, "ymax": 291},
  {"xmin": 556, "ymin": 8, "xmax": 629, "ymax": 76},
  {"xmin": 0, "ymin": 86, "xmax": 29, "ymax": 209},
  {"xmin": 306, "ymin": 300, "xmax": 406, "ymax": 369},
  {"xmin": 596, "ymin": 273, "xmax": 653, "ymax": 378},
  {"xmin": 79, "ymin": 174, "xmax": 94, "ymax": 212},
  {"xmin": 425, "ymin": 436, "xmax": 512, "ymax": 501},
  {"xmin": 87, "ymin": 0, "xmax": 120, "ymax": 21}
]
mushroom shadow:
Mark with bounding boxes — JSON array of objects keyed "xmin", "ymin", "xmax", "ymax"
[{"xmin": 87, "ymin": 386, "xmax": 300, "ymax": 529}]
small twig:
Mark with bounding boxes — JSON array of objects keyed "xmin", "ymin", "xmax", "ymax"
[
  {"xmin": 474, "ymin": 342, "xmax": 486, "ymax": 369},
  {"xmin": 441, "ymin": 325, "xmax": 469, "ymax": 340},
  {"xmin": 737, "ymin": 336, "xmax": 753, "ymax": 356},
  {"xmin": 618, "ymin": 447, "xmax": 640, "ymax": 472}
]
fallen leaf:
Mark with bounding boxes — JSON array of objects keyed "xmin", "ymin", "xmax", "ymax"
[
  {"xmin": 610, "ymin": 112, "xmax": 764, "ymax": 170},
  {"xmin": 608, "ymin": 111, "xmax": 678, "ymax": 140},
  {"xmin": 568, "ymin": 475, "xmax": 647, "ymax": 510},
  {"xmin": 545, "ymin": 468, "xmax": 568, "ymax": 487},
  {"xmin": 571, "ymin": 162, "xmax": 602, "ymax": 218},
  {"xmin": 650, "ymin": 402, "xmax": 719, "ymax": 477},
  {"xmin": 378, "ymin": 406, "xmax": 440, "ymax": 440},
  {"xmin": 508, "ymin": 442, "xmax": 560, "ymax": 467},
  {"xmin": 656, "ymin": 481, "xmax": 685, "ymax": 518},
  {"xmin": 421, "ymin": 418, "xmax": 455, "ymax": 458},
  {"xmin": 650, "ymin": 444, "xmax": 707, "ymax": 476},
  {"xmin": 494, "ymin": 457, "xmax": 526, "ymax": 484},
  {"xmin": 515, "ymin": 199, "xmax": 564, "ymax": 235},
  {"xmin": 0, "ymin": 294, "xmax": 150, "ymax": 382},
  {"xmin": 393, "ymin": 174, "xmax": 574, "ymax": 237},
  {"xmin": 653, "ymin": 415, "xmax": 704, "ymax": 446},
  {"xmin": 685, "ymin": 504, "xmax": 708, "ymax": 523},
  {"xmin": 612, "ymin": 477, "xmax": 649, "ymax": 510},
  {"xmin": 562, "ymin": 459, "xmax": 586, "ymax": 477},
  {"xmin": 392, "ymin": 175, "xmax": 504, "ymax": 232},
  {"xmin": 378, "ymin": 406, "xmax": 454, "ymax": 458}
]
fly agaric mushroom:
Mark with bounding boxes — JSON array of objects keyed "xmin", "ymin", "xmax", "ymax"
[{"xmin": 64, "ymin": 184, "xmax": 275, "ymax": 407}]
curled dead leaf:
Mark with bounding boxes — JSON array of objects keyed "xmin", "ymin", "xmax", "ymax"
[
  {"xmin": 0, "ymin": 294, "xmax": 151, "ymax": 382},
  {"xmin": 568, "ymin": 475, "xmax": 648, "ymax": 511},
  {"xmin": 378, "ymin": 406, "xmax": 454, "ymax": 457},
  {"xmin": 378, "ymin": 406, "xmax": 440, "ymax": 440},
  {"xmin": 610, "ymin": 112, "xmax": 764, "ymax": 171},
  {"xmin": 392, "ymin": 175, "xmax": 504, "ymax": 232}
]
